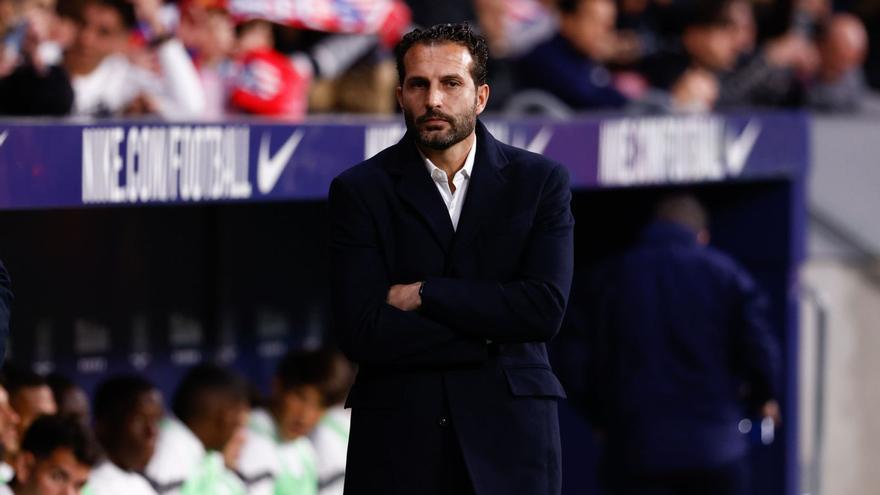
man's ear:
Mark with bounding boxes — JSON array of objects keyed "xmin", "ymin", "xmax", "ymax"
[
  {"xmin": 475, "ymin": 84, "xmax": 490, "ymax": 115},
  {"xmin": 395, "ymin": 85, "xmax": 404, "ymax": 110},
  {"xmin": 14, "ymin": 451, "xmax": 36, "ymax": 485}
]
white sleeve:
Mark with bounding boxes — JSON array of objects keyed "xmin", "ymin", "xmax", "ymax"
[{"xmin": 153, "ymin": 39, "xmax": 206, "ymax": 119}]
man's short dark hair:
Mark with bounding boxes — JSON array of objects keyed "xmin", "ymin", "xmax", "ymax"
[
  {"xmin": 682, "ymin": 0, "xmax": 735, "ymax": 29},
  {"xmin": 395, "ymin": 22, "xmax": 490, "ymax": 87},
  {"xmin": 86, "ymin": 0, "xmax": 138, "ymax": 30},
  {"xmin": 275, "ymin": 349, "xmax": 354, "ymax": 407},
  {"xmin": 172, "ymin": 364, "xmax": 248, "ymax": 424},
  {"xmin": 655, "ymin": 193, "xmax": 708, "ymax": 233},
  {"xmin": 21, "ymin": 415, "xmax": 101, "ymax": 467},
  {"xmin": 1, "ymin": 362, "xmax": 48, "ymax": 397},
  {"xmin": 93, "ymin": 375, "xmax": 156, "ymax": 425},
  {"xmin": 557, "ymin": 0, "xmax": 595, "ymax": 15}
]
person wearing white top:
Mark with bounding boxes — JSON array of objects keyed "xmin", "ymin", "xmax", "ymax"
[
  {"xmin": 246, "ymin": 408, "xmax": 318, "ymax": 495},
  {"xmin": 86, "ymin": 461, "xmax": 156, "ymax": 495},
  {"xmin": 85, "ymin": 376, "xmax": 162, "ymax": 495},
  {"xmin": 63, "ymin": 0, "xmax": 204, "ymax": 119},
  {"xmin": 240, "ymin": 349, "xmax": 353, "ymax": 495},
  {"xmin": 145, "ymin": 365, "xmax": 248, "ymax": 495},
  {"xmin": 308, "ymin": 406, "xmax": 350, "ymax": 495}
]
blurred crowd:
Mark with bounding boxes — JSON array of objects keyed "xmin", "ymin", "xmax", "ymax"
[
  {"xmin": 0, "ymin": 349, "xmax": 354, "ymax": 495},
  {"xmin": 0, "ymin": 0, "xmax": 875, "ymax": 119}
]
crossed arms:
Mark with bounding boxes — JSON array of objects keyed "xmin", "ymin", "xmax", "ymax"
[{"xmin": 328, "ymin": 165, "xmax": 574, "ymax": 368}]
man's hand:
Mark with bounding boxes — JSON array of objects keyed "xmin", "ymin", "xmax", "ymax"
[
  {"xmin": 387, "ymin": 282, "xmax": 422, "ymax": 311},
  {"xmin": 762, "ymin": 399, "xmax": 782, "ymax": 425}
]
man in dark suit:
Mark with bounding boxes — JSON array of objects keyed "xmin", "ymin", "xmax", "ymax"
[
  {"xmin": 0, "ymin": 260, "xmax": 10, "ymax": 364},
  {"xmin": 560, "ymin": 194, "xmax": 780, "ymax": 495},
  {"xmin": 329, "ymin": 23, "xmax": 574, "ymax": 495}
]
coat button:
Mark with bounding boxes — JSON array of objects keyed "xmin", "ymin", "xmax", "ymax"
[{"xmin": 438, "ymin": 416, "xmax": 449, "ymax": 427}]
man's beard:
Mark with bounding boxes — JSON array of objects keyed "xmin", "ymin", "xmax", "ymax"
[{"xmin": 404, "ymin": 105, "xmax": 477, "ymax": 151}]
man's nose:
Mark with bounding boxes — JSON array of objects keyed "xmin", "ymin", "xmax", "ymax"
[{"xmin": 426, "ymin": 84, "xmax": 443, "ymax": 108}]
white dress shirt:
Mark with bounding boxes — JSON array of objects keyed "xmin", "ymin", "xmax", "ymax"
[{"xmin": 420, "ymin": 139, "xmax": 477, "ymax": 231}]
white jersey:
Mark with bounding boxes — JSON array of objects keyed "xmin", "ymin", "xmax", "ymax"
[
  {"xmin": 236, "ymin": 430, "xmax": 279, "ymax": 495},
  {"xmin": 309, "ymin": 407, "xmax": 350, "ymax": 495},
  {"xmin": 85, "ymin": 461, "xmax": 157, "ymax": 495},
  {"xmin": 71, "ymin": 40, "xmax": 205, "ymax": 119},
  {"xmin": 246, "ymin": 408, "xmax": 318, "ymax": 495},
  {"xmin": 145, "ymin": 417, "xmax": 245, "ymax": 495}
]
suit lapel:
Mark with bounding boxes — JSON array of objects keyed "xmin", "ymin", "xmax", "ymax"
[
  {"xmin": 452, "ymin": 122, "xmax": 508, "ymax": 253},
  {"xmin": 386, "ymin": 135, "xmax": 455, "ymax": 252}
]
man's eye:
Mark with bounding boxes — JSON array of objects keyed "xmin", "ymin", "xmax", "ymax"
[{"xmin": 446, "ymin": 80, "xmax": 461, "ymax": 87}]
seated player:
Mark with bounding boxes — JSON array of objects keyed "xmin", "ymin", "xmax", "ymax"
[
  {"xmin": 85, "ymin": 375, "xmax": 163, "ymax": 495},
  {"xmin": 242, "ymin": 349, "xmax": 353, "ymax": 495},
  {"xmin": 145, "ymin": 364, "xmax": 248, "ymax": 495},
  {"xmin": 3, "ymin": 415, "xmax": 100, "ymax": 495}
]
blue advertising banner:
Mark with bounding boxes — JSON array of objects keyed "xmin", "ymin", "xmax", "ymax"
[{"xmin": 0, "ymin": 112, "xmax": 808, "ymax": 210}]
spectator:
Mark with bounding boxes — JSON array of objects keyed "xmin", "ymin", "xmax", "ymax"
[
  {"xmin": 45, "ymin": 374, "xmax": 88, "ymax": 424},
  {"xmin": 1, "ymin": 365, "xmax": 56, "ymax": 441},
  {"xmin": 4, "ymin": 415, "xmax": 100, "ymax": 495},
  {"xmin": 0, "ymin": 385, "xmax": 20, "ymax": 489},
  {"xmin": 717, "ymin": 0, "xmax": 819, "ymax": 109},
  {"xmin": 226, "ymin": 19, "xmax": 312, "ymax": 119},
  {"xmin": 177, "ymin": 0, "xmax": 236, "ymax": 120},
  {"xmin": 145, "ymin": 364, "xmax": 247, "ymax": 495},
  {"xmin": 641, "ymin": 0, "xmax": 743, "ymax": 111},
  {"xmin": 0, "ymin": 0, "xmax": 74, "ymax": 115},
  {"xmin": 63, "ymin": 0, "xmax": 205, "ymax": 118},
  {"xmin": 564, "ymin": 194, "xmax": 781, "ymax": 495},
  {"xmin": 85, "ymin": 375, "xmax": 162, "ymax": 495},
  {"xmin": 808, "ymin": 13, "xmax": 868, "ymax": 111},
  {"xmin": 516, "ymin": 0, "xmax": 628, "ymax": 110}
]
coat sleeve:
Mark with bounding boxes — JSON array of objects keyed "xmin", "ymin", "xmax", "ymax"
[
  {"xmin": 419, "ymin": 164, "xmax": 575, "ymax": 344},
  {"xmin": 329, "ymin": 177, "xmax": 488, "ymax": 368},
  {"xmin": 731, "ymin": 267, "xmax": 781, "ymax": 408}
]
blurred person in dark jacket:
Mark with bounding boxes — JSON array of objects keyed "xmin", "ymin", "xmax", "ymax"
[
  {"xmin": 640, "ymin": 0, "xmax": 742, "ymax": 111},
  {"xmin": 560, "ymin": 194, "xmax": 781, "ymax": 495},
  {"xmin": 0, "ymin": 0, "xmax": 73, "ymax": 115},
  {"xmin": 807, "ymin": 12, "xmax": 868, "ymax": 111},
  {"xmin": 516, "ymin": 0, "xmax": 628, "ymax": 109},
  {"xmin": 717, "ymin": 0, "xmax": 819, "ymax": 109}
]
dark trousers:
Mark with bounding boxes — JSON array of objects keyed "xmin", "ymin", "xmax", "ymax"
[{"xmin": 607, "ymin": 458, "xmax": 750, "ymax": 495}]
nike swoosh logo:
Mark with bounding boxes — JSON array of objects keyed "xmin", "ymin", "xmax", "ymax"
[
  {"xmin": 257, "ymin": 129, "xmax": 305, "ymax": 194},
  {"xmin": 725, "ymin": 120, "xmax": 761, "ymax": 176},
  {"xmin": 526, "ymin": 126, "xmax": 553, "ymax": 154},
  {"xmin": 510, "ymin": 126, "xmax": 553, "ymax": 155},
  {"xmin": 0, "ymin": 131, "xmax": 8, "ymax": 149}
]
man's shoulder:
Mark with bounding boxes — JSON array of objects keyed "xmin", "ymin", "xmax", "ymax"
[{"xmin": 493, "ymin": 139, "xmax": 567, "ymax": 183}]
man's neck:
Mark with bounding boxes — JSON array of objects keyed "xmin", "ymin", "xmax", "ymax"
[{"xmin": 418, "ymin": 132, "xmax": 476, "ymax": 179}]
